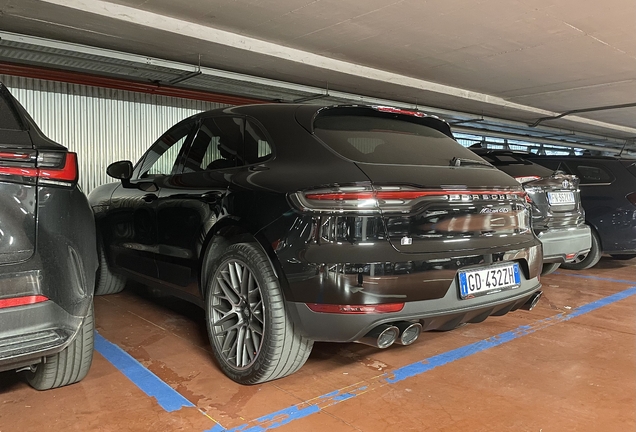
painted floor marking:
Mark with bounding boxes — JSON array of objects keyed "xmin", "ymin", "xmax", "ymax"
[
  {"xmin": 208, "ymin": 286, "xmax": 636, "ymax": 432},
  {"xmin": 94, "ymin": 332, "xmax": 196, "ymax": 413},
  {"xmin": 95, "ymin": 332, "xmax": 227, "ymax": 429}
]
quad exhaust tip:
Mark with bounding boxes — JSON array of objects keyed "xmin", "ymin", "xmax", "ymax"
[
  {"xmin": 357, "ymin": 324, "xmax": 400, "ymax": 349},
  {"xmin": 356, "ymin": 321, "xmax": 423, "ymax": 348},
  {"xmin": 395, "ymin": 322, "xmax": 422, "ymax": 346},
  {"xmin": 521, "ymin": 291, "xmax": 543, "ymax": 311}
]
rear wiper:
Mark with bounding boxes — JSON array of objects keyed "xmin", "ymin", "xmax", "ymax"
[{"xmin": 450, "ymin": 157, "xmax": 492, "ymax": 168}]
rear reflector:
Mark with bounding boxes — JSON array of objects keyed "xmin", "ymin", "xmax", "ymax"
[
  {"xmin": 0, "ymin": 295, "xmax": 48, "ymax": 309},
  {"xmin": 627, "ymin": 192, "xmax": 636, "ymax": 206},
  {"xmin": 565, "ymin": 253, "xmax": 577, "ymax": 260},
  {"xmin": 306, "ymin": 303, "xmax": 405, "ymax": 314}
]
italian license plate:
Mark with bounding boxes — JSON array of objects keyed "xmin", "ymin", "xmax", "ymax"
[
  {"xmin": 547, "ymin": 191, "xmax": 575, "ymax": 205},
  {"xmin": 458, "ymin": 263, "xmax": 521, "ymax": 299}
]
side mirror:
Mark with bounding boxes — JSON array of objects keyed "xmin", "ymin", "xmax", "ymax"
[{"xmin": 107, "ymin": 160, "xmax": 133, "ymax": 181}]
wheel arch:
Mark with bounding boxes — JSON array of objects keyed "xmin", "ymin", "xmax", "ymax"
[{"xmin": 198, "ymin": 217, "xmax": 291, "ymax": 300}]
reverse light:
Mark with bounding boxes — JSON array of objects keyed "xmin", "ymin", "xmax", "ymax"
[
  {"xmin": 306, "ymin": 303, "xmax": 405, "ymax": 314},
  {"xmin": 0, "ymin": 295, "xmax": 48, "ymax": 309}
]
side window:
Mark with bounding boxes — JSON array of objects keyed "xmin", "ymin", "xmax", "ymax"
[
  {"xmin": 571, "ymin": 163, "xmax": 614, "ymax": 184},
  {"xmin": 183, "ymin": 117, "xmax": 244, "ymax": 172},
  {"xmin": 244, "ymin": 119, "xmax": 272, "ymax": 164},
  {"xmin": 138, "ymin": 122, "xmax": 193, "ymax": 178},
  {"xmin": 0, "ymin": 89, "xmax": 23, "ymax": 131}
]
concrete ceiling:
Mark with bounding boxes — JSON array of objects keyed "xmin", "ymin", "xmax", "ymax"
[{"xmin": 0, "ymin": 0, "xmax": 635, "ymax": 143}]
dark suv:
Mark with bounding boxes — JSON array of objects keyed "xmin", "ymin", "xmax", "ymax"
[
  {"xmin": 89, "ymin": 104, "xmax": 543, "ymax": 384},
  {"xmin": 527, "ymin": 155, "xmax": 636, "ymax": 268},
  {"xmin": 470, "ymin": 148, "xmax": 591, "ymax": 275},
  {"xmin": 0, "ymin": 83, "xmax": 97, "ymax": 390}
]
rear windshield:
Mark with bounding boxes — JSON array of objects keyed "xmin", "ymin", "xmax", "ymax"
[
  {"xmin": 480, "ymin": 154, "xmax": 554, "ymax": 177},
  {"xmin": 313, "ymin": 115, "xmax": 488, "ymax": 166}
]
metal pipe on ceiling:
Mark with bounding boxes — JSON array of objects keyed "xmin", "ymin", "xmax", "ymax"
[{"xmin": 453, "ymin": 126, "xmax": 635, "ymax": 156}]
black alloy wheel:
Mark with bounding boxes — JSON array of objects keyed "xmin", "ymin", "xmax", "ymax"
[{"xmin": 205, "ymin": 243, "xmax": 313, "ymax": 384}]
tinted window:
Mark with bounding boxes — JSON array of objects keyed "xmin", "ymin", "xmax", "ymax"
[
  {"xmin": 139, "ymin": 122, "xmax": 194, "ymax": 178},
  {"xmin": 0, "ymin": 89, "xmax": 22, "ymax": 131},
  {"xmin": 183, "ymin": 117, "xmax": 244, "ymax": 172},
  {"xmin": 314, "ymin": 115, "xmax": 484, "ymax": 166},
  {"xmin": 570, "ymin": 163, "xmax": 614, "ymax": 184},
  {"xmin": 244, "ymin": 119, "xmax": 272, "ymax": 164}
]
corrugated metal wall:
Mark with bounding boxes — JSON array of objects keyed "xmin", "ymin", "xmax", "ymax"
[{"xmin": 1, "ymin": 74, "xmax": 228, "ymax": 193}]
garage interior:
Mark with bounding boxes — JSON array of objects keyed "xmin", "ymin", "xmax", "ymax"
[{"xmin": 0, "ymin": 0, "xmax": 635, "ymax": 430}]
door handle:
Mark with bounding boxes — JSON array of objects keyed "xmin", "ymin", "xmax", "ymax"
[{"xmin": 142, "ymin": 193, "xmax": 158, "ymax": 203}]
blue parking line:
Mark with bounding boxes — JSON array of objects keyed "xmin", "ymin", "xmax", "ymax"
[
  {"xmin": 213, "ymin": 285, "xmax": 636, "ymax": 432},
  {"xmin": 94, "ymin": 332, "xmax": 196, "ymax": 413}
]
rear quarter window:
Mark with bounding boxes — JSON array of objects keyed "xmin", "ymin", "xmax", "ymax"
[
  {"xmin": 313, "ymin": 115, "xmax": 485, "ymax": 166},
  {"xmin": 569, "ymin": 162, "xmax": 614, "ymax": 184}
]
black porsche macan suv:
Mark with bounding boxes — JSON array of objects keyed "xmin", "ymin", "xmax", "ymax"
[
  {"xmin": 0, "ymin": 83, "xmax": 97, "ymax": 390},
  {"xmin": 89, "ymin": 104, "xmax": 543, "ymax": 384}
]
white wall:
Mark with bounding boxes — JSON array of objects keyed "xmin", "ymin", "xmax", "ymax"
[{"xmin": 2, "ymin": 74, "xmax": 228, "ymax": 192}]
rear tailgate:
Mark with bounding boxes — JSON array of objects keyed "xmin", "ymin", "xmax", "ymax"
[
  {"xmin": 356, "ymin": 163, "xmax": 531, "ymax": 253},
  {"xmin": 0, "ymin": 84, "xmax": 37, "ymax": 265},
  {"xmin": 523, "ymin": 174, "xmax": 584, "ymax": 230}
]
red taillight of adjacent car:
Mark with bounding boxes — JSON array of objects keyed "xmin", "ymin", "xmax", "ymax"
[
  {"xmin": 0, "ymin": 151, "xmax": 78, "ymax": 186},
  {"xmin": 294, "ymin": 187, "xmax": 527, "ymax": 213},
  {"xmin": 306, "ymin": 303, "xmax": 405, "ymax": 314},
  {"xmin": 0, "ymin": 295, "xmax": 48, "ymax": 309},
  {"xmin": 627, "ymin": 192, "xmax": 636, "ymax": 206}
]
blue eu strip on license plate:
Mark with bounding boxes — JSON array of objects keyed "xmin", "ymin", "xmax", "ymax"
[{"xmin": 458, "ymin": 263, "xmax": 521, "ymax": 299}]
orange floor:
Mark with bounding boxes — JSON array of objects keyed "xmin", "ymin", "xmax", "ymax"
[{"xmin": 1, "ymin": 256, "xmax": 635, "ymax": 431}]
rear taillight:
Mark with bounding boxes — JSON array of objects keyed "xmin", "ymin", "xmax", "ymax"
[
  {"xmin": 306, "ymin": 303, "xmax": 405, "ymax": 314},
  {"xmin": 627, "ymin": 192, "xmax": 636, "ymax": 206},
  {"xmin": 0, "ymin": 151, "xmax": 77, "ymax": 187},
  {"xmin": 514, "ymin": 176, "xmax": 541, "ymax": 184},
  {"xmin": 38, "ymin": 152, "xmax": 78, "ymax": 186},
  {"xmin": 291, "ymin": 186, "xmax": 526, "ymax": 213}
]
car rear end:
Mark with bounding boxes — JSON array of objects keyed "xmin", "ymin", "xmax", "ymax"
[
  {"xmin": 473, "ymin": 150, "xmax": 591, "ymax": 265},
  {"xmin": 271, "ymin": 106, "xmax": 543, "ymax": 347},
  {"xmin": 0, "ymin": 83, "xmax": 97, "ymax": 375}
]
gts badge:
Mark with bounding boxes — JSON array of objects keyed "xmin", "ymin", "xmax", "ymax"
[{"xmin": 480, "ymin": 207, "xmax": 511, "ymax": 214}]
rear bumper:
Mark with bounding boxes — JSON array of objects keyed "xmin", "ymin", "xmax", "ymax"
[
  {"xmin": 537, "ymin": 225, "xmax": 591, "ymax": 263},
  {"xmin": 0, "ymin": 300, "xmax": 86, "ymax": 373},
  {"xmin": 288, "ymin": 278, "xmax": 541, "ymax": 342}
]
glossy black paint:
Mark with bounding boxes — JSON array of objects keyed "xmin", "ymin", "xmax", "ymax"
[
  {"xmin": 0, "ymin": 83, "xmax": 97, "ymax": 372},
  {"xmin": 527, "ymin": 155, "xmax": 636, "ymax": 254},
  {"xmin": 90, "ymin": 104, "xmax": 542, "ymax": 342}
]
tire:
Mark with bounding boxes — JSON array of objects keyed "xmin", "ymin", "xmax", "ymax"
[
  {"xmin": 610, "ymin": 254, "xmax": 636, "ymax": 260},
  {"xmin": 541, "ymin": 263, "xmax": 561, "ymax": 275},
  {"xmin": 205, "ymin": 242, "xmax": 313, "ymax": 385},
  {"xmin": 95, "ymin": 238, "xmax": 126, "ymax": 295},
  {"xmin": 26, "ymin": 303, "xmax": 95, "ymax": 390},
  {"xmin": 561, "ymin": 230, "xmax": 602, "ymax": 270}
]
